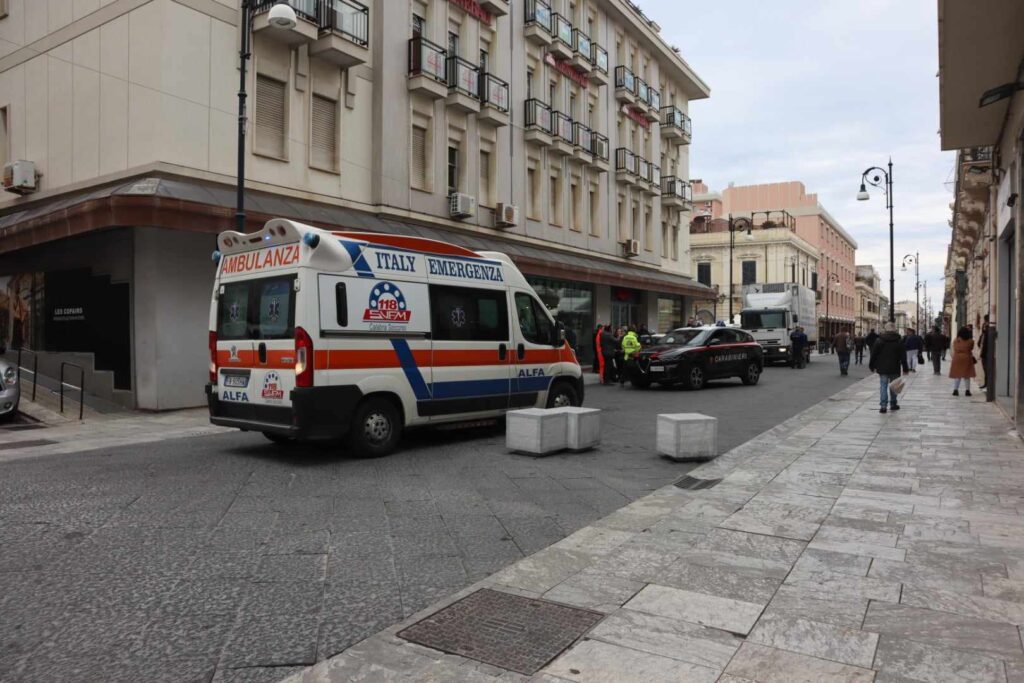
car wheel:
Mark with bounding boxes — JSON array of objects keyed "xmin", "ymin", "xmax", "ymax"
[
  {"xmin": 684, "ymin": 365, "xmax": 705, "ymax": 391},
  {"xmin": 741, "ymin": 362, "xmax": 761, "ymax": 385},
  {"xmin": 346, "ymin": 397, "xmax": 402, "ymax": 458},
  {"xmin": 546, "ymin": 381, "xmax": 581, "ymax": 408},
  {"xmin": 262, "ymin": 432, "xmax": 296, "ymax": 445}
]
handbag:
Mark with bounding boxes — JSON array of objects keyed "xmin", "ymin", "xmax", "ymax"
[
  {"xmin": 889, "ymin": 376, "xmax": 906, "ymax": 395},
  {"xmin": 917, "ymin": 351, "xmax": 925, "ymax": 364}
]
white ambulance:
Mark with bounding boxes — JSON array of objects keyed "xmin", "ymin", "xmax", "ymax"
[{"xmin": 207, "ymin": 219, "xmax": 584, "ymax": 456}]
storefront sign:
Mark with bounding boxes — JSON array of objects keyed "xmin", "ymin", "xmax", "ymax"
[
  {"xmin": 620, "ymin": 104, "xmax": 650, "ymax": 129},
  {"xmin": 448, "ymin": 0, "xmax": 492, "ymax": 25},
  {"xmin": 544, "ymin": 53, "xmax": 589, "ymax": 89},
  {"xmin": 51, "ymin": 305, "xmax": 85, "ymax": 322}
]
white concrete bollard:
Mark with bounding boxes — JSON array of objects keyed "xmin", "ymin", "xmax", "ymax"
[
  {"xmin": 657, "ymin": 413, "xmax": 718, "ymax": 462},
  {"xmin": 552, "ymin": 406, "xmax": 602, "ymax": 451},
  {"xmin": 506, "ymin": 408, "xmax": 569, "ymax": 455}
]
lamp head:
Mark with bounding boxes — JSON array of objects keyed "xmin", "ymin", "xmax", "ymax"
[
  {"xmin": 979, "ymin": 81, "xmax": 1024, "ymax": 108},
  {"xmin": 268, "ymin": 2, "xmax": 298, "ymax": 29},
  {"xmin": 856, "ymin": 183, "xmax": 869, "ymax": 201}
]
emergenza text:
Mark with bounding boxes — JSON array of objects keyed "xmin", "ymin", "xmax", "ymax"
[{"xmin": 427, "ymin": 257, "xmax": 504, "ymax": 282}]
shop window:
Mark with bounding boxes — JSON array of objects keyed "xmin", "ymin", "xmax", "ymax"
[
  {"xmin": 310, "ymin": 94, "xmax": 339, "ymax": 173},
  {"xmin": 429, "ymin": 285, "xmax": 509, "ymax": 342},
  {"xmin": 742, "ymin": 260, "xmax": 756, "ymax": 285},
  {"xmin": 411, "ymin": 124, "xmax": 429, "ymax": 191},
  {"xmin": 255, "ymin": 74, "xmax": 287, "ymax": 159},
  {"xmin": 697, "ymin": 262, "xmax": 711, "ymax": 287}
]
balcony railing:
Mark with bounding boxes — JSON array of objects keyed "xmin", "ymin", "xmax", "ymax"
[
  {"xmin": 649, "ymin": 87, "xmax": 661, "ymax": 111},
  {"xmin": 572, "ymin": 29, "xmax": 591, "ymax": 61},
  {"xmin": 661, "ymin": 107, "xmax": 692, "ymax": 136},
  {"xmin": 650, "ymin": 164, "xmax": 661, "ymax": 187},
  {"xmin": 553, "ymin": 111, "xmax": 573, "ymax": 143},
  {"xmin": 322, "ymin": 0, "xmax": 369, "ymax": 45},
  {"xmin": 479, "ymin": 73, "xmax": 509, "ymax": 112},
  {"xmin": 615, "ymin": 148, "xmax": 637, "ymax": 175},
  {"xmin": 553, "ymin": 14, "xmax": 573, "ymax": 46},
  {"xmin": 662, "ymin": 176, "xmax": 692, "ymax": 201},
  {"xmin": 409, "ymin": 36, "xmax": 447, "ymax": 82},
  {"xmin": 573, "ymin": 122, "xmax": 592, "ymax": 151},
  {"xmin": 525, "ymin": 0, "xmax": 552, "ymax": 33},
  {"xmin": 636, "ymin": 79, "xmax": 649, "ymax": 104},
  {"xmin": 615, "ymin": 66, "xmax": 635, "ymax": 93},
  {"xmin": 591, "ymin": 132, "xmax": 609, "ymax": 160},
  {"xmin": 592, "ymin": 44, "xmax": 609, "ymax": 74},
  {"xmin": 525, "ymin": 98, "xmax": 553, "ymax": 133},
  {"xmin": 447, "ymin": 56, "xmax": 480, "ymax": 99},
  {"xmin": 638, "ymin": 158, "xmax": 651, "ymax": 183},
  {"xmin": 255, "ymin": 0, "xmax": 318, "ymax": 23}
]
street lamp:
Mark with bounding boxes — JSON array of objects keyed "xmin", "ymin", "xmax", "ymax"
[
  {"xmin": 902, "ymin": 252, "xmax": 920, "ymax": 331},
  {"xmin": 822, "ymin": 272, "xmax": 841, "ymax": 351},
  {"xmin": 236, "ymin": 2, "xmax": 298, "ymax": 233},
  {"xmin": 857, "ymin": 160, "xmax": 895, "ymax": 322},
  {"xmin": 728, "ymin": 214, "xmax": 753, "ymax": 323}
]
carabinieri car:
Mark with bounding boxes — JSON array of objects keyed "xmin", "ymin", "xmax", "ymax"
[{"xmin": 628, "ymin": 326, "xmax": 764, "ymax": 390}]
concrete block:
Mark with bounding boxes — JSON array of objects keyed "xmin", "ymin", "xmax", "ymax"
[
  {"xmin": 657, "ymin": 413, "xmax": 718, "ymax": 462},
  {"xmin": 552, "ymin": 406, "xmax": 602, "ymax": 451},
  {"xmin": 506, "ymin": 408, "xmax": 569, "ymax": 455}
]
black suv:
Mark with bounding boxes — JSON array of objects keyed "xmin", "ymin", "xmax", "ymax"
[{"xmin": 628, "ymin": 326, "xmax": 764, "ymax": 390}]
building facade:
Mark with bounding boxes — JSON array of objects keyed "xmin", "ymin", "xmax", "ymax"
[
  {"xmin": 0, "ymin": 0, "xmax": 711, "ymax": 409},
  {"xmin": 855, "ymin": 264, "xmax": 883, "ymax": 335}
]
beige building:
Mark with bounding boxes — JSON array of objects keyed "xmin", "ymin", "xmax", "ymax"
[
  {"xmin": 855, "ymin": 264, "xmax": 883, "ymax": 335},
  {"xmin": 0, "ymin": 0, "xmax": 710, "ymax": 409}
]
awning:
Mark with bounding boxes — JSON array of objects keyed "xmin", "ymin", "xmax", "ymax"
[{"xmin": 0, "ymin": 174, "xmax": 714, "ymax": 299}]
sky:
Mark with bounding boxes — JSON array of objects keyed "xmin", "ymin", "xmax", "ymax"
[{"xmin": 645, "ymin": 0, "xmax": 954, "ymax": 312}]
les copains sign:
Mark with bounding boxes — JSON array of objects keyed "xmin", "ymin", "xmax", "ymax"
[
  {"xmin": 448, "ymin": 0, "xmax": 492, "ymax": 25},
  {"xmin": 544, "ymin": 53, "xmax": 589, "ymax": 89}
]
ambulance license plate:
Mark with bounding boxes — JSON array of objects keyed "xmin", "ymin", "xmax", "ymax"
[
  {"xmin": 650, "ymin": 366, "xmax": 666, "ymax": 373},
  {"xmin": 223, "ymin": 375, "xmax": 249, "ymax": 388}
]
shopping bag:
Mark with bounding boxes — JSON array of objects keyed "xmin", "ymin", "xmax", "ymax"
[
  {"xmin": 917, "ymin": 351, "xmax": 925, "ymax": 364},
  {"xmin": 889, "ymin": 376, "xmax": 906, "ymax": 395}
]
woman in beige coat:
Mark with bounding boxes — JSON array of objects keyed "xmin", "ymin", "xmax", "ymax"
[{"xmin": 949, "ymin": 327, "xmax": 976, "ymax": 396}]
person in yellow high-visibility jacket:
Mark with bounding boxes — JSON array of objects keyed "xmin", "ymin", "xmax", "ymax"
[{"xmin": 620, "ymin": 325, "xmax": 642, "ymax": 386}]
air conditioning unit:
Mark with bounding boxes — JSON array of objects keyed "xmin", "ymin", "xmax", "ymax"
[
  {"xmin": 622, "ymin": 239, "xmax": 640, "ymax": 257},
  {"xmin": 3, "ymin": 160, "xmax": 38, "ymax": 195},
  {"xmin": 449, "ymin": 192, "xmax": 477, "ymax": 219},
  {"xmin": 495, "ymin": 202, "xmax": 519, "ymax": 228}
]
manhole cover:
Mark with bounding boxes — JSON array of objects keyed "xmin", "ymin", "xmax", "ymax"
[
  {"xmin": 397, "ymin": 588, "xmax": 603, "ymax": 675},
  {"xmin": 674, "ymin": 475, "xmax": 722, "ymax": 490}
]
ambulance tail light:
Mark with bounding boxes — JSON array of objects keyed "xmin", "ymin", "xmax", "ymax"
[
  {"xmin": 295, "ymin": 326, "xmax": 314, "ymax": 387},
  {"xmin": 208, "ymin": 331, "xmax": 218, "ymax": 383}
]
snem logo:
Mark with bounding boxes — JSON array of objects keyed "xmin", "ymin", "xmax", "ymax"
[
  {"xmin": 363, "ymin": 282, "xmax": 412, "ymax": 323},
  {"xmin": 221, "ymin": 244, "xmax": 300, "ymax": 275}
]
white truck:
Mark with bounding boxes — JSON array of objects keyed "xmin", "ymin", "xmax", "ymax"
[{"xmin": 739, "ymin": 283, "xmax": 817, "ymax": 365}]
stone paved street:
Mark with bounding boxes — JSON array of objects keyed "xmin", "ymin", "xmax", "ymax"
[
  {"xmin": 0, "ymin": 360, "xmax": 868, "ymax": 683},
  {"xmin": 287, "ymin": 366, "xmax": 1024, "ymax": 683}
]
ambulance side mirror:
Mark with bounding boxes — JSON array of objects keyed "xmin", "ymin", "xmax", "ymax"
[{"xmin": 555, "ymin": 321, "xmax": 566, "ymax": 346}]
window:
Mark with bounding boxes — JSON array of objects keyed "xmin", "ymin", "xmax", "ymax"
[
  {"xmin": 569, "ymin": 92, "xmax": 577, "ymax": 121},
  {"xmin": 255, "ymin": 74, "xmax": 287, "ymax": 159},
  {"xmin": 447, "ymin": 145, "xmax": 459, "ymax": 195},
  {"xmin": 526, "ymin": 68, "xmax": 534, "ymax": 99},
  {"xmin": 411, "ymin": 125, "xmax": 428, "ymax": 190},
  {"xmin": 671, "ymin": 226, "xmax": 679, "ymax": 261},
  {"xmin": 549, "ymin": 82, "xmax": 557, "ymax": 108},
  {"xmin": 412, "ymin": 13, "xmax": 425, "ymax": 37},
  {"xmin": 661, "ymin": 222, "xmax": 668, "ymax": 258},
  {"xmin": 0, "ymin": 107, "xmax": 8, "ymax": 168},
  {"xmin": 741, "ymin": 260, "xmax": 756, "ymax": 285},
  {"xmin": 479, "ymin": 48, "xmax": 489, "ymax": 74},
  {"xmin": 549, "ymin": 171, "xmax": 562, "ymax": 226},
  {"xmin": 589, "ymin": 186, "xmax": 600, "ymax": 236},
  {"xmin": 430, "ymin": 286, "xmax": 509, "ymax": 341},
  {"xmin": 644, "ymin": 206, "xmax": 651, "ymax": 251},
  {"xmin": 479, "ymin": 150, "xmax": 492, "ymax": 207},
  {"xmin": 617, "ymin": 198, "xmax": 625, "ymax": 240},
  {"xmin": 448, "ymin": 31, "xmax": 460, "ymax": 58},
  {"xmin": 217, "ymin": 276, "xmax": 296, "ymax": 341},
  {"xmin": 310, "ymin": 94, "xmax": 338, "ymax": 172},
  {"xmin": 515, "ymin": 292, "xmax": 555, "ymax": 345},
  {"xmin": 697, "ymin": 262, "xmax": 711, "ymax": 286},
  {"xmin": 527, "ymin": 166, "xmax": 539, "ymax": 218},
  {"xmin": 570, "ymin": 180, "xmax": 581, "ymax": 231}
]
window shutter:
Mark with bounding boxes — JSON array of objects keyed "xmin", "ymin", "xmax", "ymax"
[
  {"xmin": 255, "ymin": 75, "xmax": 286, "ymax": 158},
  {"xmin": 311, "ymin": 94, "xmax": 338, "ymax": 171},
  {"xmin": 411, "ymin": 125, "xmax": 427, "ymax": 189}
]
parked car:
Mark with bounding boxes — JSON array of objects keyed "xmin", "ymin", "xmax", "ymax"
[
  {"xmin": 627, "ymin": 326, "xmax": 764, "ymax": 390},
  {"xmin": 0, "ymin": 356, "xmax": 20, "ymax": 422}
]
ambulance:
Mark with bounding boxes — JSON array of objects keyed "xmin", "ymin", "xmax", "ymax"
[{"xmin": 206, "ymin": 219, "xmax": 583, "ymax": 456}]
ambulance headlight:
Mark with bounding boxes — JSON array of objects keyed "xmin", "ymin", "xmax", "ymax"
[{"xmin": 303, "ymin": 233, "xmax": 321, "ymax": 249}]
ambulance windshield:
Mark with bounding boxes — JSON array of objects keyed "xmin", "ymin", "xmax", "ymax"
[{"xmin": 217, "ymin": 275, "xmax": 296, "ymax": 340}]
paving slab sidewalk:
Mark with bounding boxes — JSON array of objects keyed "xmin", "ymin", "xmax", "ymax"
[{"xmin": 282, "ymin": 368, "xmax": 1024, "ymax": 682}]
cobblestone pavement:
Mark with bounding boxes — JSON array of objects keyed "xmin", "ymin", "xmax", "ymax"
[
  {"xmin": 0, "ymin": 360, "xmax": 869, "ymax": 682},
  {"xmin": 286, "ymin": 366, "xmax": 1024, "ymax": 683}
]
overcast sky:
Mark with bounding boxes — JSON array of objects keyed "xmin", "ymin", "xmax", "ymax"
[{"xmin": 646, "ymin": 0, "xmax": 953, "ymax": 311}]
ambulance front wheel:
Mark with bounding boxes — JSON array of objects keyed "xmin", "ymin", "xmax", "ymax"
[
  {"xmin": 346, "ymin": 396, "xmax": 402, "ymax": 458},
  {"xmin": 546, "ymin": 381, "xmax": 581, "ymax": 409}
]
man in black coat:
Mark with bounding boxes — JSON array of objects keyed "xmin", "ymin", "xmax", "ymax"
[
  {"xmin": 865, "ymin": 328, "xmax": 879, "ymax": 351},
  {"xmin": 869, "ymin": 322, "xmax": 909, "ymax": 414},
  {"xmin": 600, "ymin": 326, "xmax": 619, "ymax": 384}
]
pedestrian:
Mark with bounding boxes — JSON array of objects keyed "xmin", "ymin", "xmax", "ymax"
[
  {"xmin": 853, "ymin": 333, "xmax": 866, "ymax": 365},
  {"xmin": 593, "ymin": 325, "xmax": 604, "ymax": 378},
  {"xmin": 979, "ymin": 314, "xmax": 990, "ymax": 390},
  {"xmin": 833, "ymin": 328, "xmax": 851, "ymax": 376},
  {"xmin": 613, "ymin": 327, "xmax": 626, "ymax": 385},
  {"xmin": 869, "ymin": 322, "xmax": 909, "ymax": 414},
  {"xmin": 865, "ymin": 328, "xmax": 879, "ymax": 352},
  {"xmin": 949, "ymin": 326, "xmax": 976, "ymax": 396},
  {"xmin": 600, "ymin": 324, "xmax": 618, "ymax": 384},
  {"xmin": 925, "ymin": 325, "xmax": 944, "ymax": 375},
  {"xmin": 903, "ymin": 327, "xmax": 923, "ymax": 373},
  {"xmin": 621, "ymin": 325, "xmax": 641, "ymax": 386},
  {"xmin": 789, "ymin": 326, "xmax": 808, "ymax": 369}
]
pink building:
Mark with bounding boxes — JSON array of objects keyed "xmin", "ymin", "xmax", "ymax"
[{"xmin": 692, "ymin": 181, "xmax": 858, "ymax": 337}]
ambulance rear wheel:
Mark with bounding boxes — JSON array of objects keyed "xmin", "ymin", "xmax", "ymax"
[
  {"xmin": 347, "ymin": 397, "xmax": 401, "ymax": 458},
  {"xmin": 546, "ymin": 382, "xmax": 580, "ymax": 409}
]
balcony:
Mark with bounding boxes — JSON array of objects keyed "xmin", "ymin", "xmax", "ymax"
[
  {"xmin": 661, "ymin": 176, "xmax": 692, "ymax": 210},
  {"xmin": 661, "ymin": 107, "xmax": 692, "ymax": 145},
  {"xmin": 446, "ymin": 56, "xmax": 481, "ymax": 113},
  {"xmin": 644, "ymin": 87, "xmax": 661, "ymax": 122},
  {"xmin": 477, "ymin": 73, "xmax": 509, "ymax": 127},
  {"xmin": 636, "ymin": 79, "xmax": 650, "ymax": 112},
  {"xmin": 551, "ymin": 111, "xmax": 575, "ymax": 156},
  {"xmin": 524, "ymin": 99, "xmax": 553, "ymax": 147},
  {"xmin": 408, "ymin": 37, "xmax": 448, "ymax": 100},
  {"xmin": 648, "ymin": 164, "xmax": 661, "ymax": 194},
  {"xmin": 310, "ymin": 0, "xmax": 369, "ymax": 68},
  {"xmin": 571, "ymin": 29, "xmax": 592, "ymax": 73},
  {"xmin": 614, "ymin": 66, "xmax": 637, "ymax": 105},
  {"xmin": 550, "ymin": 14, "xmax": 573, "ymax": 60},
  {"xmin": 478, "ymin": 0, "xmax": 509, "ymax": 17},
  {"xmin": 615, "ymin": 147, "xmax": 639, "ymax": 186},
  {"xmin": 253, "ymin": 0, "xmax": 319, "ymax": 45},
  {"xmin": 637, "ymin": 158, "xmax": 652, "ymax": 192},
  {"xmin": 524, "ymin": 0, "xmax": 553, "ymax": 46},
  {"xmin": 591, "ymin": 133, "xmax": 609, "ymax": 173},
  {"xmin": 589, "ymin": 44, "xmax": 609, "ymax": 86},
  {"xmin": 572, "ymin": 122, "xmax": 593, "ymax": 164}
]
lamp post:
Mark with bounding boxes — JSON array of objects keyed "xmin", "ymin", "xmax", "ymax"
[
  {"xmin": 822, "ymin": 272, "xmax": 841, "ymax": 349},
  {"xmin": 902, "ymin": 252, "xmax": 920, "ymax": 331},
  {"xmin": 727, "ymin": 214, "xmax": 753, "ymax": 323},
  {"xmin": 236, "ymin": 2, "xmax": 298, "ymax": 233},
  {"xmin": 857, "ymin": 160, "xmax": 895, "ymax": 322}
]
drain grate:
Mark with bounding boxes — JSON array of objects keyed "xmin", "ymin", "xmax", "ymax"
[
  {"xmin": 0, "ymin": 439, "xmax": 57, "ymax": 451},
  {"xmin": 674, "ymin": 475, "xmax": 723, "ymax": 490},
  {"xmin": 397, "ymin": 588, "xmax": 603, "ymax": 675}
]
